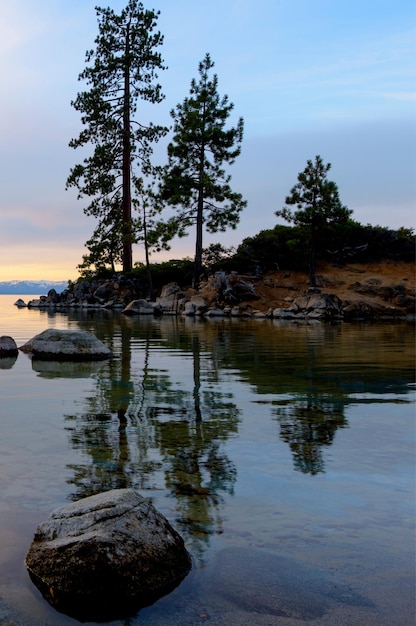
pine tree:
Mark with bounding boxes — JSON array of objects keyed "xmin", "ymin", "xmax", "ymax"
[
  {"xmin": 161, "ymin": 53, "xmax": 246, "ymax": 288},
  {"xmin": 276, "ymin": 156, "xmax": 352, "ymax": 287},
  {"xmin": 66, "ymin": 0, "xmax": 166, "ymax": 274}
]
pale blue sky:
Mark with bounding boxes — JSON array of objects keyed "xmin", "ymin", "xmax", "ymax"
[{"xmin": 0, "ymin": 0, "xmax": 414, "ymax": 280}]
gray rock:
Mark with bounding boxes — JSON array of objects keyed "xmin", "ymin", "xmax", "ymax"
[
  {"xmin": 27, "ymin": 298, "xmax": 42, "ymax": 308},
  {"xmin": 25, "ymin": 489, "xmax": 192, "ymax": 621},
  {"xmin": 182, "ymin": 301, "xmax": 196, "ymax": 316},
  {"xmin": 155, "ymin": 295, "xmax": 180, "ymax": 314},
  {"xmin": 0, "ymin": 335, "xmax": 18, "ymax": 357},
  {"xmin": 281, "ymin": 292, "xmax": 343, "ymax": 320},
  {"xmin": 205, "ymin": 307, "xmax": 225, "ymax": 317},
  {"xmin": 190, "ymin": 295, "xmax": 208, "ymax": 313},
  {"xmin": 160, "ymin": 282, "xmax": 183, "ymax": 298},
  {"xmin": 14, "ymin": 298, "xmax": 27, "ymax": 308},
  {"xmin": 18, "ymin": 329, "xmax": 112, "ymax": 360},
  {"xmin": 47, "ymin": 288, "xmax": 60, "ymax": 304},
  {"xmin": 94, "ymin": 281, "xmax": 117, "ymax": 301},
  {"xmin": 122, "ymin": 299, "xmax": 154, "ymax": 315},
  {"xmin": 273, "ymin": 308, "xmax": 297, "ymax": 319}
]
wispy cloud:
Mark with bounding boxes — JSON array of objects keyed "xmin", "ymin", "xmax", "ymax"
[{"xmin": 0, "ymin": 0, "xmax": 414, "ymax": 279}]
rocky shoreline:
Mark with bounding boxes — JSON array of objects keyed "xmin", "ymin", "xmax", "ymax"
[{"xmin": 14, "ymin": 261, "xmax": 415, "ymax": 322}]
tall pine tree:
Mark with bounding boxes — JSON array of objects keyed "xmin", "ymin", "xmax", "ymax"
[
  {"xmin": 161, "ymin": 53, "xmax": 246, "ymax": 288},
  {"xmin": 66, "ymin": 0, "xmax": 166, "ymax": 274}
]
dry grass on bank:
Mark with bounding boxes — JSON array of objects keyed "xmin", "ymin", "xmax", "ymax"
[{"xmin": 233, "ymin": 260, "xmax": 415, "ymax": 313}]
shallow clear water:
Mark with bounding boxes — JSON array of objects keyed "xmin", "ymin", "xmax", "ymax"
[{"xmin": 0, "ymin": 295, "xmax": 415, "ymax": 625}]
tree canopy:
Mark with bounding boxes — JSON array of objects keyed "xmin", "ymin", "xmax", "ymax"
[
  {"xmin": 160, "ymin": 53, "xmax": 246, "ymax": 288},
  {"xmin": 276, "ymin": 155, "xmax": 352, "ymax": 286},
  {"xmin": 66, "ymin": 0, "xmax": 167, "ymax": 273}
]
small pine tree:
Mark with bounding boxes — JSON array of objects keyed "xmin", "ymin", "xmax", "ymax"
[{"xmin": 276, "ymin": 156, "xmax": 352, "ymax": 287}]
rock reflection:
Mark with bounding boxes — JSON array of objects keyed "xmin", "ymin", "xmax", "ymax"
[
  {"xmin": 0, "ymin": 355, "xmax": 17, "ymax": 369},
  {"xmin": 32, "ymin": 359, "xmax": 106, "ymax": 378}
]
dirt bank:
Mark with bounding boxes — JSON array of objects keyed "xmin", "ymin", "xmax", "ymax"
[{"xmin": 220, "ymin": 260, "xmax": 415, "ymax": 315}]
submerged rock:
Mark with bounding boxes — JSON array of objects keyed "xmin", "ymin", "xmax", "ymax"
[
  {"xmin": 19, "ymin": 329, "xmax": 112, "ymax": 360},
  {"xmin": 25, "ymin": 488, "xmax": 192, "ymax": 621},
  {"xmin": 202, "ymin": 547, "xmax": 374, "ymax": 620}
]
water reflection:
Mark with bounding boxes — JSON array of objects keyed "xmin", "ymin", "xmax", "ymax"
[
  {"xmin": 32, "ymin": 359, "xmax": 106, "ymax": 378},
  {"xmin": 57, "ymin": 313, "xmax": 414, "ymax": 562},
  {"xmin": 0, "ymin": 355, "xmax": 17, "ymax": 369},
  {"xmin": 274, "ymin": 395, "xmax": 347, "ymax": 474},
  {"xmin": 64, "ymin": 318, "xmax": 239, "ymax": 561}
]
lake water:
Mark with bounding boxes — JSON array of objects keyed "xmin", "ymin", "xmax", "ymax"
[{"xmin": 0, "ymin": 294, "xmax": 414, "ymax": 625}]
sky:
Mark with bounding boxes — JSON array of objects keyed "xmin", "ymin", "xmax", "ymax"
[{"xmin": 0, "ymin": 0, "xmax": 415, "ymax": 281}]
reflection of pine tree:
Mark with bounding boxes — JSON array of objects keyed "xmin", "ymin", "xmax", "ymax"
[
  {"xmin": 154, "ymin": 414, "xmax": 237, "ymax": 563},
  {"xmin": 275, "ymin": 396, "xmax": 347, "ymax": 474},
  {"xmin": 64, "ymin": 318, "xmax": 239, "ymax": 564}
]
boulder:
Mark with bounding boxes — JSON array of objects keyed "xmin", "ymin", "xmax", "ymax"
[
  {"xmin": 341, "ymin": 300, "xmax": 379, "ymax": 320},
  {"xmin": 190, "ymin": 295, "xmax": 208, "ymax": 314},
  {"xmin": 122, "ymin": 299, "xmax": 154, "ymax": 315},
  {"xmin": 272, "ymin": 308, "xmax": 297, "ymax": 319},
  {"xmin": 14, "ymin": 298, "xmax": 27, "ymax": 308},
  {"xmin": 0, "ymin": 335, "xmax": 18, "ymax": 357},
  {"xmin": 159, "ymin": 282, "xmax": 183, "ymax": 298},
  {"xmin": 27, "ymin": 298, "xmax": 42, "ymax": 308},
  {"xmin": 25, "ymin": 489, "xmax": 192, "ymax": 621},
  {"xmin": 182, "ymin": 301, "xmax": 196, "ymax": 316},
  {"xmin": 93, "ymin": 281, "xmax": 118, "ymax": 301},
  {"xmin": 18, "ymin": 329, "xmax": 113, "ymax": 360},
  {"xmin": 285, "ymin": 292, "xmax": 342, "ymax": 320},
  {"xmin": 47, "ymin": 288, "xmax": 60, "ymax": 304},
  {"xmin": 205, "ymin": 307, "xmax": 226, "ymax": 317},
  {"xmin": 155, "ymin": 295, "xmax": 180, "ymax": 314}
]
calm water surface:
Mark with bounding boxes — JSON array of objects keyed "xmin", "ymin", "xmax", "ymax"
[{"xmin": 0, "ymin": 295, "xmax": 414, "ymax": 625}]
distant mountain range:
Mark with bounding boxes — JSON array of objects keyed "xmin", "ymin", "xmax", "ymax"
[{"xmin": 0, "ymin": 280, "xmax": 68, "ymax": 295}]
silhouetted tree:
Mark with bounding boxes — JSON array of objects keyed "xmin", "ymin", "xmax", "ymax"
[
  {"xmin": 161, "ymin": 53, "xmax": 246, "ymax": 288},
  {"xmin": 67, "ymin": 0, "xmax": 167, "ymax": 273},
  {"xmin": 276, "ymin": 156, "xmax": 352, "ymax": 286}
]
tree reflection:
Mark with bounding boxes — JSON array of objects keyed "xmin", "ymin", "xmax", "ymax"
[
  {"xmin": 64, "ymin": 319, "xmax": 239, "ymax": 562},
  {"xmin": 274, "ymin": 395, "xmax": 347, "ymax": 474}
]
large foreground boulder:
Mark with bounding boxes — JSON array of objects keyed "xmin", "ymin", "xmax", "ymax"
[
  {"xmin": 19, "ymin": 329, "xmax": 112, "ymax": 360},
  {"xmin": 25, "ymin": 489, "xmax": 192, "ymax": 621}
]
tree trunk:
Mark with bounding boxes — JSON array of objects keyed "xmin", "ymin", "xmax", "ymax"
[
  {"xmin": 193, "ymin": 104, "xmax": 206, "ymax": 290},
  {"xmin": 193, "ymin": 187, "xmax": 204, "ymax": 289},
  {"xmin": 143, "ymin": 206, "xmax": 155, "ymax": 301},
  {"xmin": 192, "ymin": 335, "xmax": 202, "ymax": 422},
  {"xmin": 309, "ymin": 236, "xmax": 317, "ymax": 288},
  {"xmin": 122, "ymin": 24, "xmax": 132, "ymax": 274}
]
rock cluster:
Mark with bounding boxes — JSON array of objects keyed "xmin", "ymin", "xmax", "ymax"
[
  {"xmin": 25, "ymin": 489, "xmax": 192, "ymax": 621},
  {"xmin": 14, "ymin": 269, "xmax": 415, "ymax": 321}
]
